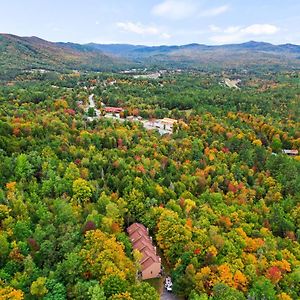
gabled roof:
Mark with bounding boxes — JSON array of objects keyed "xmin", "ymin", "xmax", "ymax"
[
  {"xmin": 127, "ymin": 223, "xmax": 148, "ymax": 234},
  {"xmin": 141, "ymin": 249, "xmax": 160, "ymax": 264},
  {"xmin": 141, "ymin": 254, "xmax": 160, "ymax": 270},
  {"xmin": 105, "ymin": 107, "xmax": 123, "ymax": 113},
  {"xmin": 283, "ymin": 149, "xmax": 299, "ymax": 155},
  {"xmin": 133, "ymin": 236, "xmax": 154, "ymax": 253},
  {"xmin": 127, "ymin": 223, "xmax": 161, "ymax": 272}
]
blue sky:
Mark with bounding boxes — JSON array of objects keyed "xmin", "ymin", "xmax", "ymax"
[{"xmin": 1, "ymin": 0, "xmax": 299, "ymax": 45}]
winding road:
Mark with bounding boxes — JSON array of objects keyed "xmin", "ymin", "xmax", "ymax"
[{"xmin": 87, "ymin": 94, "xmax": 101, "ymax": 119}]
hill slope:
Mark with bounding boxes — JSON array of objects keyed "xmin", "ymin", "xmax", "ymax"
[
  {"xmin": 1, "ymin": 33, "xmax": 300, "ymax": 79},
  {"xmin": 0, "ymin": 34, "xmax": 130, "ymax": 78}
]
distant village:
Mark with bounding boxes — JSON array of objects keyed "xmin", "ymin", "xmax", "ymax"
[{"xmin": 82, "ymin": 94, "xmax": 182, "ymax": 136}]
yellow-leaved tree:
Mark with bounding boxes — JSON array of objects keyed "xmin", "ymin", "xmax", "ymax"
[
  {"xmin": 0, "ymin": 286, "xmax": 24, "ymax": 300},
  {"xmin": 80, "ymin": 229, "xmax": 135, "ymax": 283}
]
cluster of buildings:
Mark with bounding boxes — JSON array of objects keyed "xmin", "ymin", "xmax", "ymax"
[
  {"xmin": 103, "ymin": 108, "xmax": 179, "ymax": 135},
  {"xmin": 85, "ymin": 94, "xmax": 180, "ymax": 135},
  {"xmin": 282, "ymin": 149, "xmax": 299, "ymax": 156},
  {"xmin": 155, "ymin": 118, "xmax": 178, "ymax": 131},
  {"xmin": 221, "ymin": 78, "xmax": 241, "ymax": 89},
  {"xmin": 127, "ymin": 223, "xmax": 161, "ymax": 280},
  {"xmin": 142, "ymin": 118, "xmax": 178, "ymax": 135}
]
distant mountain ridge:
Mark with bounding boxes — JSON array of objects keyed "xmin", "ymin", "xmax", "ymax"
[
  {"xmin": 55, "ymin": 39, "xmax": 300, "ymax": 70},
  {"xmin": 85, "ymin": 40, "xmax": 300, "ymax": 56},
  {"xmin": 1, "ymin": 33, "xmax": 300, "ymax": 79}
]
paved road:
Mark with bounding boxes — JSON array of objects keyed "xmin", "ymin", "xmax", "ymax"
[
  {"xmin": 160, "ymin": 277, "xmax": 181, "ymax": 300},
  {"xmin": 86, "ymin": 94, "xmax": 101, "ymax": 120},
  {"xmin": 160, "ymin": 289, "xmax": 180, "ymax": 300}
]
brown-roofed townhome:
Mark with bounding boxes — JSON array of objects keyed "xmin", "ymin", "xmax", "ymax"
[
  {"xmin": 282, "ymin": 149, "xmax": 299, "ymax": 156},
  {"xmin": 127, "ymin": 223, "xmax": 161, "ymax": 280},
  {"xmin": 105, "ymin": 107, "xmax": 123, "ymax": 114}
]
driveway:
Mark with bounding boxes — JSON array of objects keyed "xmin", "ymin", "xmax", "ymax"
[
  {"xmin": 159, "ymin": 276, "xmax": 182, "ymax": 300},
  {"xmin": 160, "ymin": 288, "xmax": 181, "ymax": 300}
]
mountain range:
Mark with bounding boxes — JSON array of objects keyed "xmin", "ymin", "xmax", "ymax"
[
  {"xmin": 84, "ymin": 41, "xmax": 300, "ymax": 56},
  {"xmin": 1, "ymin": 33, "xmax": 300, "ymax": 78}
]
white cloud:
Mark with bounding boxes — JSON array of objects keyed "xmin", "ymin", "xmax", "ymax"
[
  {"xmin": 210, "ymin": 24, "xmax": 280, "ymax": 44},
  {"xmin": 117, "ymin": 22, "xmax": 158, "ymax": 35},
  {"xmin": 200, "ymin": 5, "xmax": 230, "ymax": 17},
  {"xmin": 241, "ymin": 24, "xmax": 279, "ymax": 35},
  {"xmin": 152, "ymin": 0, "xmax": 197, "ymax": 20},
  {"xmin": 116, "ymin": 22, "xmax": 171, "ymax": 39}
]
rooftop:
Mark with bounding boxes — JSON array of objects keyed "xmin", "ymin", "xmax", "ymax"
[{"xmin": 127, "ymin": 223, "xmax": 161, "ymax": 272}]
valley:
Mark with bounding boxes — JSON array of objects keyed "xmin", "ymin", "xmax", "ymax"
[
  {"xmin": 1, "ymin": 34, "xmax": 300, "ymax": 81},
  {"xmin": 0, "ymin": 68, "xmax": 299, "ymax": 299}
]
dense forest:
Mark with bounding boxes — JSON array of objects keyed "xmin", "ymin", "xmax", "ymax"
[{"xmin": 0, "ymin": 70, "xmax": 299, "ymax": 299}]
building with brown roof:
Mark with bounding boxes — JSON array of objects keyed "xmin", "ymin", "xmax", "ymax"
[
  {"xmin": 282, "ymin": 149, "xmax": 299, "ymax": 156},
  {"xmin": 105, "ymin": 107, "xmax": 123, "ymax": 114},
  {"xmin": 127, "ymin": 223, "xmax": 161, "ymax": 280}
]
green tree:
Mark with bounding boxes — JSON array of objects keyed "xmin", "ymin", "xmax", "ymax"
[
  {"xmin": 271, "ymin": 137, "xmax": 282, "ymax": 153},
  {"xmin": 0, "ymin": 233, "xmax": 9, "ymax": 262},
  {"xmin": 103, "ymin": 275, "xmax": 128, "ymax": 298},
  {"xmin": 88, "ymin": 107, "xmax": 96, "ymax": 117},
  {"xmin": 189, "ymin": 290, "xmax": 208, "ymax": 300},
  {"xmin": 248, "ymin": 278, "xmax": 276, "ymax": 300},
  {"xmin": 88, "ymin": 284, "xmax": 106, "ymax": 300},
  {"xmin": 72, "ymin": 178, "xmax": 93, "ymax": 204},
  {"xmin": 156, "ymin": 210, "xmax": 192, "ymax": 264},
  {"xmin": 30, "ymin": 277, "xmax": 48, "ymax": 298},
  {"xmin": 15, "ymin": 154, "xmax": 33, "ymax": 180},
  {"xmin": 44, "ymin": 279, "xmax": 67, "ymax": 300},
  {"xmin": 212, "ymin": 283, "xmax": 245, "ymax": 300},
  {"xmin": 129, "ymin": 282, "xmax": 159, "ymax": 300}
]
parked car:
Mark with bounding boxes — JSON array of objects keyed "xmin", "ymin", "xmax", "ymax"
[
  {"xmin": 165, "ymin": 276, "xmax": 173, "ymax": 292},
  {"xmin": 166, "ymin": 284, "xmax": 172, "ymax": 292}
]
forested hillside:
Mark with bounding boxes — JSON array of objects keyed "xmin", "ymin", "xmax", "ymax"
[
  {"xmin": 1, "ymin": 33, "xmax": 300, "ymax": 81},
  {"xmin": 0, "ymin": 70, "xmax": 299, "ymax": 299},
  {"xmin": 0, "ymin": 34, "xmax": 129, "ymax": 80}
]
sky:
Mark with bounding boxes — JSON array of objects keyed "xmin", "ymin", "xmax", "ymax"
[{"xmin": 1, "ymin": 0, "xmax": 300, "ymax": 45}]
